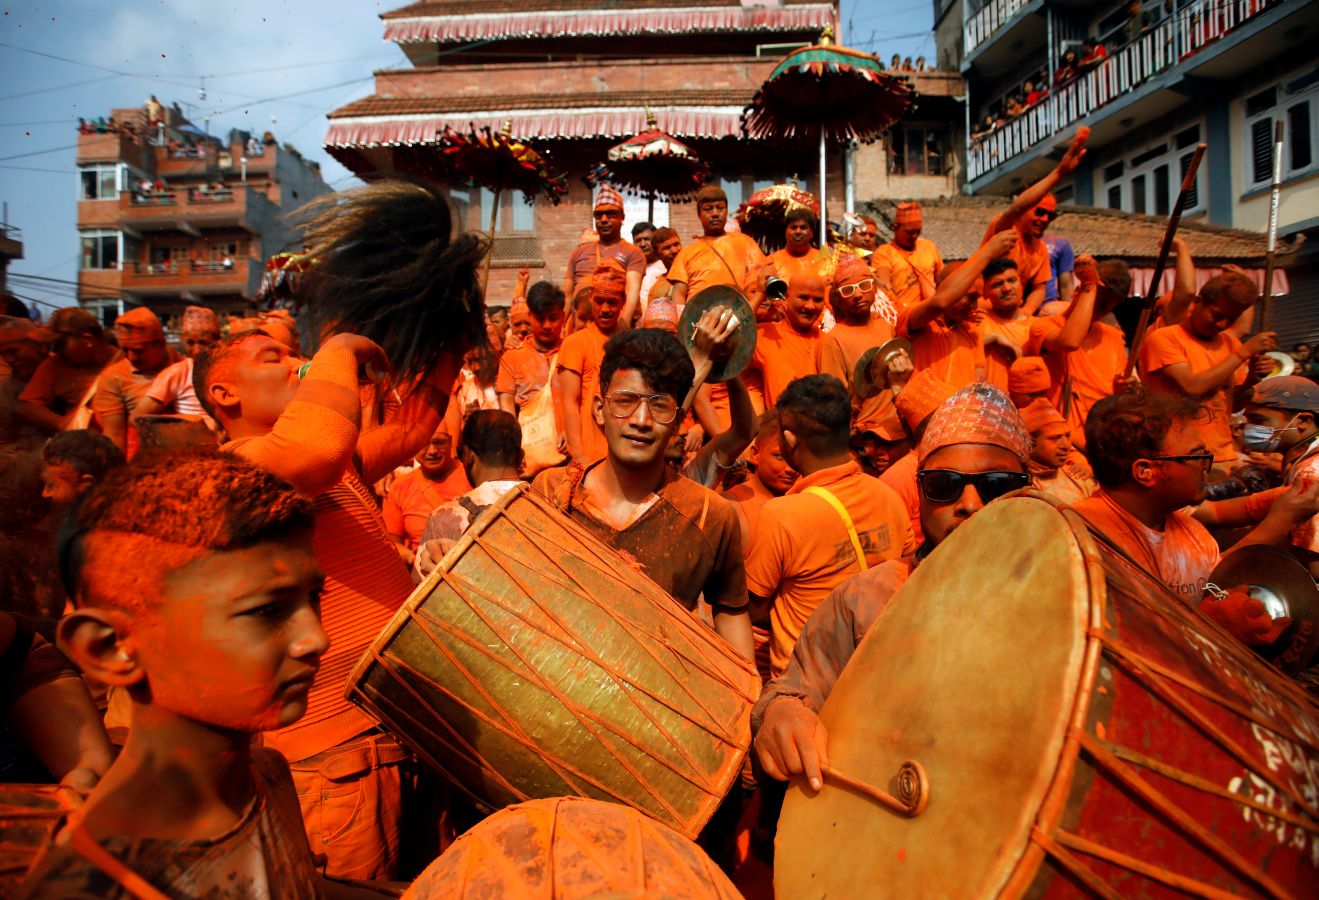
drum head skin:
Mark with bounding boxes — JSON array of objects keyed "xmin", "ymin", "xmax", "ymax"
[
  {"xmin": 678, "ymin": 285, "xmax": 757, "ymax": 382},
  {"xmin": 775, "ymin": 497, "xmax": 1090, "ymax": 897},
  {"xmin": 404, "ymin": 797, "xmax": 741, "ymax": 900}
]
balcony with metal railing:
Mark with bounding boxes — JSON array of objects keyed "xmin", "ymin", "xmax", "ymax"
[
  {"xmin": 965, "ymin": 0, "xmax": 1036, "ymax": 59},
  {"xmin": 967, "ymin": 0, "xmax": 1299, "ymax": 187}
]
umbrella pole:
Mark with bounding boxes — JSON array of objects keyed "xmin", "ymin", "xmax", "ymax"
[
  {"xmin": 818, "ymin": 131, "xmax": 827, "ymax": 242},
  {"xmin": 482, "ymin": 186, "xmax": 500, "ymax": 300},
  {"xmin": 648, "ymin": 195, "xmax": 654, "ymax": 223}
]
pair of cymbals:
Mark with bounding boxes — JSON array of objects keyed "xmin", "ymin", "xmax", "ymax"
[{"xmin": 853, "ymin": 338, "xmax": 914, "ymax": 400}]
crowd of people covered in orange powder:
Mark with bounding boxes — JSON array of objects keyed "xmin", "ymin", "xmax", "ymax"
[{"xmin": 0, "ymin": 125, "xmax": 1316, "ymax": 898}]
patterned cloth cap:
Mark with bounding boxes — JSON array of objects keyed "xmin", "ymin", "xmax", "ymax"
[
  {"xmin": 593, "ymin": 185, "xmax": 625, "ymax": 211},
  {"xmin": 832, "ymin": 252, "xmax": 871, "ymax": 288},
  {"xmin": 591, "ymin": 260, "xmax": 628, "ymax": 298},
  {"xmin": 894, "ymin": 368, "xmax": 956, "ymax": 433},
  {"xmin": 1019, "ymin": 398, "xmax": 1067, "ymax": 435},
  {"xmin": 893, "ymin": 202, "xmax": 923, "ymax": 226},
  {"xmin": 1008, "ymin": 356, "xmax": 1051, "ymax": 396},
  {"xmin": 181, "ymin": 305, "xmax": 220, "ymax": 335},
  {"xmin": 918, "ymin": 382, "xmax": 1032, "ymax": 464},
  {"xmin": 642, "ymin": 294, "xmax": 679, "ymax": 333}
]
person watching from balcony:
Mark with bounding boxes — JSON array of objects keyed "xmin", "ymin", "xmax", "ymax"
[
  {"xmin": 915, "ymin": 56, "xmax": 927, "ymax": 72},
  {"xmin": 1005, "ymin": 93, "xmax": 1025, "ymax": 117},
  {"xmin": 17, "ymin": 308, "xmax": 121, "ymax": 435},
  {"xmin": 982, "ymin": 128, "xmax": 1088, "ymax": 316},
  {"xmin": 1080, "ymin": 37, "xmax": 1108, "ymax": 68},
  {"xmin": 1054, "ymin": 49, "xmax": 1080, "ymax": 86},
  {"xmin": 93, "ymin": 307, "xmax": 181, "ymax": 456},
  {"xmin": 1025, "ymin": 76, "xmax": 1047, "ymax": 106},
  {"xmin": 890, "ymin": 54, "xmax": 901, "ymax": 70}
]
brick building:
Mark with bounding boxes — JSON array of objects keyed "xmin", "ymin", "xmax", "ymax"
[
  {"xmin": 76, "ymin": 100, "xmax": 332, "ymax": 330},
  {"xmin": 324, "ymin": 0, "xmax": 966, "ymax": 304}
]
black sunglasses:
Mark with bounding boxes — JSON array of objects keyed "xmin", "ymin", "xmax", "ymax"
[
  {"xmin": 917, "ymin": 469, "xmax": 1031, "ymax": 504},
  {"xmin": 1034, "ymin": 207, "xmax": 1059, "ymax": 221}
]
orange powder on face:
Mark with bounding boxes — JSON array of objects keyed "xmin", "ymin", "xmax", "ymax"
[{"xmin": 78, "ymin": 531, "xmax": 205, "ymax": 613}]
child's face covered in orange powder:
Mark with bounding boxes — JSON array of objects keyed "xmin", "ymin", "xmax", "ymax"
[{"xmin": 89, "ymin": 531, "xmax": 329, "ymax": 732}]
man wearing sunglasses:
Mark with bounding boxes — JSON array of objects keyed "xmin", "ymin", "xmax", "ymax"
[
  {"xmin": 533, "ymin": 327, "xmax": 753, "ymax": 660},
  {"xmin": 982, "ymin": 128, "xmax": 1088, "ymax": 316},
  {"xmin": 1072, "ymin": 389, "xmax": 1316, "ymax": 603},
  {"xmin": 751, "ymin": 382, "xmax": 1031, "ymax": 794}
]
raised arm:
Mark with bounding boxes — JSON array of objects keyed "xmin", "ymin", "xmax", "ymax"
[
  {"xmin": 356, "ymin": 361, "xmax": 458, "ymax": 486},
  {"xmin": 983, "ymin": 128, "xmax": 1089, "ymax": 239},
  {"xmin": 1042, "ymin": 253, "xmax": 1100, "ymax": 352},
  {"xmin": 227, "ymin": 334, "xmax": 383, "ymax": 496}
]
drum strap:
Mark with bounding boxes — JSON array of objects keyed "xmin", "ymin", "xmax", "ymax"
[
  {"xmin": 64, "ymin": 819, "xmax": 171, "ymax": 900},
  {"xmin": 804, "ymin": 486, "xmax": 868, "ymax": 571}
]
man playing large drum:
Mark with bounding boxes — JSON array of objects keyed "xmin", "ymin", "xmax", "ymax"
[
  {"xmin": 752, "ymin": 382, "xmax": 1032, "ymax": 791},
  {"xmin": 532, "ymin": 326, "xmax": 754, "ymax": 660}
]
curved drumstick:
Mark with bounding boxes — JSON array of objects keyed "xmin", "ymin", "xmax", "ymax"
[{"xmin": 820, "ymin": 759, "xmax": 930, "ymax": 817}]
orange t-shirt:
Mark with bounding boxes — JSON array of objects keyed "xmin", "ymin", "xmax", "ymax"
[
  {"xmin": 721, "ymin": 477, "xmax": 778, "ymax": 554},
  {"xmin": 1138, "ymin": 322, "xmax": 1245, "ymax": 465},
  {"xmin": 870, "ymin": 238, "xmax": 942, "ymax": 312},
  {"xmin": 748, "ymin": 321, "xmax": 820, "ymax": 410},
  {"xmin": 381, "ymin": 464, "xmax": 472, "ymax": 550},
  {"xmin": 496, "ymin": 343, "xmax": 558, "ymax": 412},
  {"xmin": 818, "ymin": 318, "xmax": 899, "ymax": 434},
  {"xmin": 770, "ymin": 247, "xmax": 828, "ymax": 283},
  {"xmin": 556, "ymin": 322, "xmax": 612, "ymax": 464},
  {"xmin": 1071, "ymin": 492, "xmax": 1220, "ymax": 604},
  {"xmin": 746, "ymin": 461, "xmax": 915, "ymax": 675},
  {"xmin": 668, "ymin": 233, "xmax": 769, "ymax": 298},
  {"xmin": 1039, "ymin": 320, "xmax": 1127, "ymax": 450},
  {"xmin": 978, "ymin": 313, "xmax": 1055, "ymax": 392},
  {"xmin": 878, "ymin": 449, "xmax": 922, "ymax": 547},
  {"xmin": 1010, "ymin": 232, "xmax": 1051, "ymax": 300},
  {"xmin": 896, "ymin": 307, "xmax": 985, "ymax": 390}
]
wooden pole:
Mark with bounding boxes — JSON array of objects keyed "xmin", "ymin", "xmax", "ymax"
[
  {"xmin": 1258, "ymin": 120, "xmax": 1285, "ymax": 332},
  {"xmin": 481, "ymin": 186, "xmax": 500, "ymax": 300},
  {"xmin": 1123, "ymin": 143, "xmax": 1207, "ymax": 378}
]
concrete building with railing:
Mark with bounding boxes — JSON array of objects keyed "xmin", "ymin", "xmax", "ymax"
[
  {"xmin": 937, "ymin": 0, "xmax": 1319, "ymax": 343},
  {"xmin": 75, "ymin": 100, "xmax": 331, "ymax": 330}
]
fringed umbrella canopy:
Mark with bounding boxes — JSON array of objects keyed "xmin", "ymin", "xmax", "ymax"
[
  {"xmin": 742, "ymin": 27, "xmax": 915, "ymax": 145},
  {"xmin": 736, "ymin": 183, "xmax": 820, "ymax": 249},
  {"xmin": 437, "ymin": 122, "xmax": 568, "ymax": 205},
  {"xmin": 587, "ymin": 110, "xmax": 711, "ymax": 202}
]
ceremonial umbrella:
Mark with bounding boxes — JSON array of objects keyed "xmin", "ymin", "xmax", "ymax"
[
  {"xmin": 256, "ymin": 251, "xmax": 316, "ymax": 304},
  {"xmin": 735, "ymin": 183, "xmax": 820, "ymax": 252},
  {"xmin": 436, "ymin": 121, "xmax": 568, "ymax": 292},
  {"xmin": 587, "ymin": 109, "xmax": 711, "ymax": 218},
  {"xmin": 743, "ymin": 25, "xmax": 915, "ymax": 233}
]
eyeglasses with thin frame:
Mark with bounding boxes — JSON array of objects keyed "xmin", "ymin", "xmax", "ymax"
[
  {"xmin": 1144, "ymin": 452, "xmax": 1214, "ymax": 470},
  {"xmin": 837, "ymin": 278, "xmax": 876, "ymax": 299},
  {"xmin": 604, "ymin": 390, "xmax": 680, "ymax": 425},
  {"xmin": 916, "ymin": 469, "xmax": 1031, "ymax": 504}
]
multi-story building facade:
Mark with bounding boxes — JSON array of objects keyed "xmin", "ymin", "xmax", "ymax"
[
  {"xmin": 75, "ymin": 100, "xmax": 331, "ymax": 330},
  {"xmin": 938, "ymin": 0, "xmax": 1319, "ymax": 343},
  {"xmin": 324, "ymin": 0, "xmax": 964, "ymax": 302}
]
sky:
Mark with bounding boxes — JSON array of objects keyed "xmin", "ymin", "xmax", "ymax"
[{"xmin": 0, "ymin": 0, "xmax": 934, "ymax": 313}]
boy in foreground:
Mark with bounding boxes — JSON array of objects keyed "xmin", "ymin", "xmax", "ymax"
[{"xmin": 23, "ymin": 451, "xmax": 379, "ymax": 898}]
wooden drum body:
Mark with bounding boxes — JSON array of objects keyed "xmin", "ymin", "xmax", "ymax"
[
  {"xmin": 403, "ymin": 797, "xmax": 742, "ymax": 899},
  {"xmin": 347, "ymin": 484, "xmax": 760, "ymax": 839},
  {"xmin": 775, "ymin": 493, "xmax": 1319, "ymax": 898}
]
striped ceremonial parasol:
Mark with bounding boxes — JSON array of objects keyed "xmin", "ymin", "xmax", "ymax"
[
  {"xmin": 743, "ymin": 25, "xmax": 915, "ymax": 231},
  {"xmin": 735, "ymin": 182, "xmax": 820, "ymax": 250},
  {"xmin": 588, "ymin": 110, "xmax": 711, "ymax": 212}
]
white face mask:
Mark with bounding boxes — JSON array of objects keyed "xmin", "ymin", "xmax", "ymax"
[{"xmin": 1241, "ymin": 415, "xmax": 1300, "ymax": 453}]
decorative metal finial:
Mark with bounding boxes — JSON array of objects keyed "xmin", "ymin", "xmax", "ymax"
[
  {"xmin": 820, "ymin": 24, "xmax": 835, "ymax": 46},
  {"xmin": 498, "ymin": 119, "xmax": 513, "ymax": 139},
  {"xmin": 645, "ymin": 107, "xmax": 658, "ymax": 129}
]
